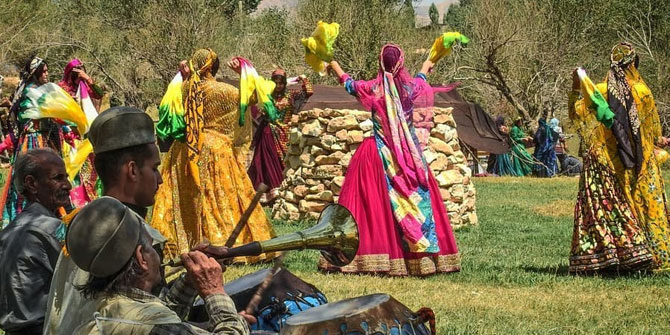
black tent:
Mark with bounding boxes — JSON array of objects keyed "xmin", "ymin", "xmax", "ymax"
[{"xmin": 160, "ymin": 79, "xmax": 509, "ymax": 155}]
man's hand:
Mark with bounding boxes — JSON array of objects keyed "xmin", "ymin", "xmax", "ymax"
[
  {"xmin": 192, "ymin": 242, "xmax": 229, "ymax": 259},
  {"xmin": 181, "ymin": 251, "xmax": 225, "ymax": 297},
  {"xmin": 238, "ymin": 311, "xmax": 257, "ymax": 325},
  {"xmin": 72, "ymin": 68, "xmax": 92, "ymax": 84}
]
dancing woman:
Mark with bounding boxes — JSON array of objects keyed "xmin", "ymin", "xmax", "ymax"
[
  {"xmin": 151, "ymin": 49, "xmax": 277, "ymax": 263},
  {"xmin": 604, "ymin": 43, "xmax": 670, "ymax": 270},
  {"xmin": 568, "ymin": 68, "xmax": 652, "ymax": 273},
  {"xmin": 320, "ymin": 44, "xmax": 460, "ymax": 276},
  {"xmin": 1, "ymin": 57, "xmax": 58, "ymax": 224},
  {"xmin": 57, "ymin": 59, "xmax": 103, "ymax": 207},
  {"xmin": 245, "ymin": 69, "xmax": 313, "ymax": 201}
]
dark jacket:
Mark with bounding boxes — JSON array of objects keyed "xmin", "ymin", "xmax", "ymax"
[{"xmin": 0, "ymin": 202, "xmax": 63, "ymax": 334}]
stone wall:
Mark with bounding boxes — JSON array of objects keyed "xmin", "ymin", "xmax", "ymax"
[{"xmin": 271, "ymin": 107, "xmax": 477, "ymax": 229}]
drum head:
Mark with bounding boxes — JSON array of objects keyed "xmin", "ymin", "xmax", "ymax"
[
  {"xmin": 286, "ymin": 294, "xmax": 388, "ymax": 325},
  {"xmin": 282, "ymin": 294, "xmax": 430, "ymax": 335}
]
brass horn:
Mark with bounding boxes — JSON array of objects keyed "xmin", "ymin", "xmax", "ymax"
[{"xmin": 164, "ymin": 203, "xmax": 359, "ymax": 268}]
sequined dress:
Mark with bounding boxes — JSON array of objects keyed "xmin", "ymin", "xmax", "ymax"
[{"xmin": 151, "ymin": 78, "xmax": 276, "ymax": 263}]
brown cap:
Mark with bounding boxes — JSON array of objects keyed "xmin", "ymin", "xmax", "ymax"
[
  {"xmin": 66, "ymin": 196, "xmax": 143, "ymax": 277},
  {"xmin": 89, "ymin": 106, "xmax": 156, "ymax": 154}
]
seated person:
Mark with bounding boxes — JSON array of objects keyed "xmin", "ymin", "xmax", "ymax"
[
  {"xmin": 66, "ymin": 196, "xmax": 250, "ymax": 335},
  {"xmin": 0, "ymin": 149, "xmax": 72, "ymax": 335}
]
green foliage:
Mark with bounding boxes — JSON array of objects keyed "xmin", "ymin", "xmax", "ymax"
[
  {"xmin": 403, "ymin": 0, "xmax": 416, "ymax": 28},
  {"xmin": 3, "ymin": 0, "xmax": 670, "ymax": 132},
  {"xmin": 429, "ymin": 3, "xmax": 439, "ymax": 26}
]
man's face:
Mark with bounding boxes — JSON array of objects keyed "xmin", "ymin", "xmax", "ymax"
[
  {"xmin": 32, "ymin": 156, "xmax": 72, "ymax": 212},
  {"xmin": 134, "ymin": 144, "xmax": 162, "ymax": 207},
  {"xmin": 141, "ymin": 230, "xmax": 163, "ymax": 291}
]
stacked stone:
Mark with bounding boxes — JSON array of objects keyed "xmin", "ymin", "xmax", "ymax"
[{"xmin": 271, "ymin": 107, "xmax": 477, "ymax": 229}]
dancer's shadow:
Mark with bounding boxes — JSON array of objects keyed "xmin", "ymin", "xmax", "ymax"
[
  {"xmin": 522, "ymin": 265, "xmax": 652, "ymax": 279},
  {"xmin": 522, "ymin": 265, "xmax": 570, "ymax": 276}
]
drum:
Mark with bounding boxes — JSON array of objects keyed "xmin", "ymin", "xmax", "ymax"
[
  {"xmin": 190, "ymin": 267, "xmax": 327, "ymax": 332},
  {"xmin": 280, "ymin": 294, "xmax": 433, "ymax": 335}
]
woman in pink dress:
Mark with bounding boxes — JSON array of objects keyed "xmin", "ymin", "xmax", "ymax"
[{"xmin": 319, "ymin": 44, "xmax": 460, "ymax": 276}]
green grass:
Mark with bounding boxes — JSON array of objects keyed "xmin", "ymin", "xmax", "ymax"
[{"xmin": 224, "ymin": 176, "xmax": 670, "ymax": 335}]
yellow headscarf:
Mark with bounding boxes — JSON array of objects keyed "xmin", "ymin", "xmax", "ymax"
[{"xmin": 184, "ymin": 48, "xmax": 218, "ymax": 187}]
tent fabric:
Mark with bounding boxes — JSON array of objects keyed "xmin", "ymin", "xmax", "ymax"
[
  {"xmin": 437, "ymin": 90, "xmax": 510, "ymax": 154},
  {"xmin": 170, "ymin": 78, "xmax": 510, "ymax": 155}
]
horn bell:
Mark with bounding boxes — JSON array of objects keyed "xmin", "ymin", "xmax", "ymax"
[{"xmin": 259, "ymin": 204, "xmax": 359, "ymax": 266}]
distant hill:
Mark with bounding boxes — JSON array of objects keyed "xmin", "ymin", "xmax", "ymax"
[
  {"xmin": 256, "ymin": 0, "xmax": 459, "ymax": 27},
  {"xmin": 415, "ymin": 0, "xmax": 459, "ymax": 27},
  {"xmin": 257, "ymin": 0, "xmax": 300, "ymax": 10}
]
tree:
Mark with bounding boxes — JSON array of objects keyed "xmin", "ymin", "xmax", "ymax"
[
  {"xmin": 429, "ymin": 3, "xmax": 439, "ymax": 26},
  {"xmin": 403, "ymin": 0, "xmax": 416, "ymax": 28}
]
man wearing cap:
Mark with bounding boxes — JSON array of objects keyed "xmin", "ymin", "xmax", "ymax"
[
  {"xmin": 44, "ymin": 106, "xmax": 168, "ymax": 334},
  {"xmin": 0, "ymin": 149, "xmax": 72, "ymax": 335},
  {"xmin": 65, "ymin": 196, "xmax": 248, "ymax": 334}
]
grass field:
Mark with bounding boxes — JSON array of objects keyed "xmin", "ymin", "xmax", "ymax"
[{"xmin": 224, "ymin": 176, "xmax": 670, "ymax": 335}]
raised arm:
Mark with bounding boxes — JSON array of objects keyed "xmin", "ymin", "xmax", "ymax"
[
  {"xmin": 328, "ymin": 60, "xmax": 346, "ymax": 79},
  {"xmin": 567, "ymin": 69, "xmax": 581, "ymax": 121},
  {"xmin": 418, "ymin": 59, "xmax": 434, "ymax": 78}
]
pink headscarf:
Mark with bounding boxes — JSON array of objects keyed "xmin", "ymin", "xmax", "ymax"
[
  {"xmin": 58, "ymin": 59, "xmax": 91, "ymax": 99},
  {"xmin": 351, "ymin": 44, "xmax": 434, "ymax": 194}
]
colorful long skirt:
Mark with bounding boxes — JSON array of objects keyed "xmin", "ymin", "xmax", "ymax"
[
  {"xmin": 487, "ymin": 152, "xmax": 518, "ymax": 176},
  {"xmin": 318, "ymin": 137, "xmax": 461, "ymax": 276},
  {"xmin": 569, "ymin": 151, "xmax": 653, "ymax": 273},
  {"xmin": 248, "ymin": 119, "xmax": 285, "ymax": 190},
  {"xmin": 150, "ymin": 130, "xmax": 278, "ymax": 263}
]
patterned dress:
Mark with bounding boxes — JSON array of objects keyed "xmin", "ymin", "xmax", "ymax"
[
  {"xmin": 1, "ymin": 83, "xmax": 68, "ymax": 226},
  {"xmin": 607, "ymin": 69, "xmax": 670, "ymax": 270},
  {"xmin": 151, "ymin": 52, "xmax": 276, "ymax": 263},
  {"xmin": 568, "ymin": 88, "xmax": 652, "ymax": 273},
  {"xmin": 318, "ymin": 70, "xmax": 460, "ymax": 276},
  {"xmin": 247, "ymin": 79, "xmax": 313, "ymax": 190}
]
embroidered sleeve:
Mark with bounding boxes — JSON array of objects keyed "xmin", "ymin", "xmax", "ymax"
[
  {"xmin": 289, "ymin": 77, "xmax": 314, "ymax": 106},
  {"xmin": 340, "ymin": 73, "xmax": 357, "ymax": 97}
]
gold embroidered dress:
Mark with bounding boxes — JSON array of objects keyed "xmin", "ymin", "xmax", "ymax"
[
  {"xmin": 568, "ymin": 80, "xmax": 652, "ymax": 273},
  {"xmin": 151, "ymin": 49, "xmax": 276, "ymax": 263},
  {"xmin": 603, "ymin": 44, "xmax": 670, "ymax": 270}
]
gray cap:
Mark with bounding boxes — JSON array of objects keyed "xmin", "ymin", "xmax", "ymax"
[
  {"xmin": 89, "ymin": 106, "xmax": 156, "ymax": 154},
  {"xmin": 66, "ymin": 196, "xmax": 143, "ymax": 277}
]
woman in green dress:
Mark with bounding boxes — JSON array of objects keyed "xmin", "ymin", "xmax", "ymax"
[{"xmin": 509, "ymin": 118, "xmax": 534, "ymax": 176}]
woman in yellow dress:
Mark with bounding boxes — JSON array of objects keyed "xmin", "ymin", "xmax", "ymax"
[
  {"xmin": 604, "ymin": 43, "xmax": 670, "ymax": 270},
  {"xmin": 151, "ymin": 48, "xmax": 276, "ymax": 263},
  {"xmin": 568, "ymin": 68, "xmax": 652, "ymax": 273}
]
